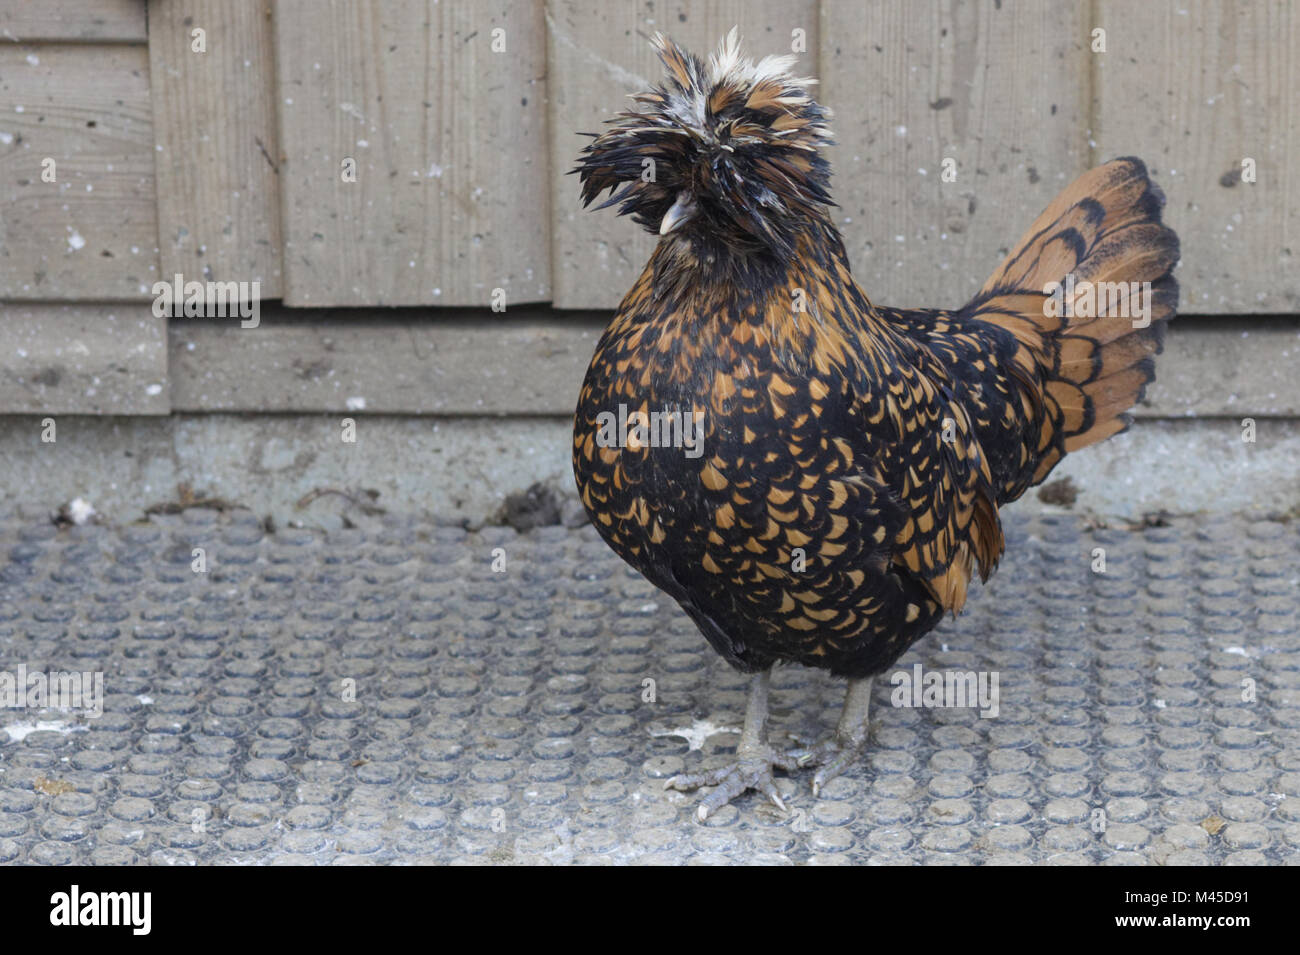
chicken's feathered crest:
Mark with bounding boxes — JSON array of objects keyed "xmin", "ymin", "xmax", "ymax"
[
  {"xmin": 706, "ymin": 26, "xmax": 804, "ymax": 89},
  {"xmin": 573, "ymin": 28, "xmax": 834, "ymax": 261}
]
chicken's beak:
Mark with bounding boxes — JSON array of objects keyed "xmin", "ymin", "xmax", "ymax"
[{"xmin": 659, "ymin": 192, "xmax": 696, "ymax": 236}]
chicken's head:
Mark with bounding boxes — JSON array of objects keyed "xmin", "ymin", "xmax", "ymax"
[{"xmin": 574, "ymin": 28, "xmax": 834, "ymax": 262}]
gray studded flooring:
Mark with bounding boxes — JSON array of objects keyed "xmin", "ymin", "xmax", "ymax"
[{"xmin": 0, "ymin": 508, "xmax": 1298, "ymax": 865}]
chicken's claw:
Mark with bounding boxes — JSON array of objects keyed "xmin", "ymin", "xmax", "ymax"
[
  {"xmin": 665, "ymin": 747, "xmax": 799, "ymax": 819},
  {"xmin": 785, "ymin": 676, "xmax": 873, "ymax": 796},
  {"xmin": 785, "ymin": 736, "xmax": 864, "ymax": 797}
]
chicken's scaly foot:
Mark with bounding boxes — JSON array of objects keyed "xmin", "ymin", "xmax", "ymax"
[
  {"xmin": 786, "ymin": 676, "xmax": 873, "ymax": 797},
  {"xmin": 665, "ymin": 748, "xmax": 799, "ymax": 819},
  {"xmin": 664, "ymin": 668, "xmax": 797, "ymax": 819}
]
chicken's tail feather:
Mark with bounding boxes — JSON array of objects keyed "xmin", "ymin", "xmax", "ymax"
[{"xmin": 960, "ymin": 157, "xmax": 1179, "ymax": 495}]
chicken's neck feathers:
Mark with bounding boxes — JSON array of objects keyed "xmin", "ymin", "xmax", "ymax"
[{"xmin": 620, "ymin": 217, "xmax": 908, "ymax": 389}]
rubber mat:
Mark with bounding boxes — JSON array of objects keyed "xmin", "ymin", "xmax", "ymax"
[{"xmin": 0, "ymin": 508, "xmax": 1297, "ymax": 864}]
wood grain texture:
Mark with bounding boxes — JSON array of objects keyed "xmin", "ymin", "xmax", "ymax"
[
  {"xmin": 819, "ymin": 0, "xmax": 1092, "ymax": 311},
  {"xmin": 0, "ymin": 0, "xmax": 147, "ymax": 43},
  {"xmin": 273, "ymin": 0, "xmax": 550, "ymax": 306},
  {"xmin": 0, "ymin": 303, "xmax": 168, "ymax": 413},
  {"xmin": 0, "ymin": 45, "xmax": 158, "ymax": 300},
  {"xmin": 1142, "ymin": 318, "xmax": 1300, "ymax": 417},
  {"xmin": 147, "ymin": 0, "xmax": 282, "ymax": 296},
  {"xmin": 546, "ymin": 0, "xmax": 819, "ymax": 309},
  {"xmin": 169, "ymin": 307, "xmax": 600, "ymax": 413},
  {"xmin": 1095, "ymin": 0, "xmax": 1298, "ymax": 313}
]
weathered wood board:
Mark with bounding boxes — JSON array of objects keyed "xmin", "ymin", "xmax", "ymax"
[
  {"xmin": 168, "ymin": 307, "xmax": 600, "ymax": 414},
  {"xmin": 273, "ymin": 0, "xmax": 550, "ymax": 306},
  {"xmin": 546, "ymin": 0, "xmax": 819, "ymax": 308},
  {"xmin": 0, "ymin": 45, "xmax": 158, "ymax": 300},
  {"xmin": 0, "ymin": 303, "xmax": 168, "ymax": 413},
  {"xmin": 147, "ymin": 0, "xmax": 283, "ymax": 297},
  {"xmin": 820, "ymin": 0, "xmax": 1093, "ymax": 311},
  {"xmin": 0, "ymin": 0, "xmax": 147, "ymax": 43},
  {"xmin": 1095, "ymin": 0, "xmax": 1299, "ymax": 313}
]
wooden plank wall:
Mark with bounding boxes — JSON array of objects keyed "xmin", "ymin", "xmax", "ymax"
[
  {"xmin": 1095, "ymin": 0, "xmax": 1299, "ymax": 313},
  {"xmin": 0, "ymin": 44, "xmax": 156, "ymax": 300},
  {"xmin": 273, "ymin": 0, "xmax": 550, "ymax": 306},
  {"xmin": 0, "ymin": 1, "xmax": 147, "ymax": 44},
  {"xmin": 0, "ymin": 1, "xmax": 1296, "ymax": 416},
  {"xmin": 0, "ymin": 1, "xmax": 168, "ymax": 413},
  {"xmin": 5, "ymin": 0, "xmax": 1296, "ymax": 313},
  {"xmin": 821, "ymin": 0, "xmax": 1092, "ymax": 310},
  {"xmin": 147, "ymin": 0, "xmax": 282, "ymax": 297}
]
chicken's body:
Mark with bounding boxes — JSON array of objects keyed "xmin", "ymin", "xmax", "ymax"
[
  {"xmin": 572, "ymin": 31, "xmax": 1179, "ymax": 815},
  {"xmin": 578, "ymin": 223, "xmax": 961, "ymax": 679}
]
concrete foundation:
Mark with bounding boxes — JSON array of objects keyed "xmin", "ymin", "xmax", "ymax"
[{"xmin": 3, "ymin": 414, "xmax": 1296, "ymax": 529}]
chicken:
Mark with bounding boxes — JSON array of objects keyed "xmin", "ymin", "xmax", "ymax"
[{"xmin": 571, "ymin": 29, "xmax": 1179, "ymax": 817}]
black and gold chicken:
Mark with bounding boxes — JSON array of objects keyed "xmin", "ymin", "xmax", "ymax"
[{"xmin": 571, "ymin": 29, "xmax": 1179, "ymax": 816}]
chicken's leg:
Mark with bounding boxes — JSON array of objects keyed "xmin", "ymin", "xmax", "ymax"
[
  {"xmin": 664, "ymin": 668, "xmax": 800, "ymax": 819},
  {"xmin": 788, "ymin": 676, "xmax": 873, "ymax": 796}
]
